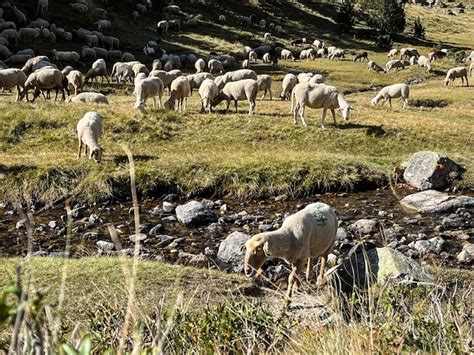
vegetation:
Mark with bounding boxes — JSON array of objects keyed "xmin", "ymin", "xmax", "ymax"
[
  {"xmin": 336, "ymin": 0, "xmax": 356, "ymax": 33},
  {"xmin": 413, "ymin": 16, "xmax": 426, "ymax": 39}
]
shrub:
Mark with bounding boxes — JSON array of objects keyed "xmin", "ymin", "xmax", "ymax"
[
  {"xmin": 413, "ymin": 17, "xmax": 426, "ymax": 38},
  {"xmin": 336, "ymin": 0, "xmax": 356, "ymax": 33}
]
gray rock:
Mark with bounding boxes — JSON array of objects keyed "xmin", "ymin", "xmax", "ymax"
[
  {"xmin": 48, "ymin": 220, "xmax": 57, "ymax": 229},
  {"xmin": 348, "ymin": 219, "xmax": 379, "ymax": 234},
  {"xmin": 403, "ymin": 151, "xmax": 461, "ymax": 190},
  {"xmin": 336, "ymin": 227, "xmax": 349, "ymax": 241},
  {"xmin": 16, "ymin": 219, "xmax": 27, "ymax": 230},
  {"xmin": 129, "ymin": 233, "xmax": 147, "ymax": 243},
  {"xmin": 88, "ymin": 214, "xmax": 102, "ymax": 225},
  {"xmin": 217, "ymin": 231, "xmax": 250, "ymax": 272},
  {"xmin": 162, "ymin": 215, "xmax": 177, "ymax": 222},
  {"xmin": 409, "ymin": 237, "xmax": 445, "ymax": 255},
  {"xmin": 189, "ymin": 253, "xmax": 208, "ymax": 267},
  {"xmin": 456, "ymin": 243, "xmax": 474, "ymax": 263},
  {"xmin": 400, "ymin": 190, "xmax": 474, "ymax": 214},
  {"xmin": 164, "ymin": 193, "xmax": 179, "ymax": 201},
  {"xmin": 154, "ymin": 235, "xmax": 174, "ymax": 247},
  {"xmin": 175, "ymin": 200, "xmax": 216, "ymax": 227},
  {"xmin": 162, "ymin": 201, "xmax": 176, "ymax": 213},
  {"xmin": 96, "ymin": 240, "xmax": 114, "ymax": 251},
  {"xmin": 149, "ymin": 224, "xmax": 164, "ymax": 235}
]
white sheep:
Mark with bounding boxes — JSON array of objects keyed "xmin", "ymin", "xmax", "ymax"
[
  {"xmin": 328, "ymin": 49, "xmax": 345, "ymax": 60},
  {"xmin": 444, "ymin": 66, "xmax": 468, "ymax": 86},
  {"xmin": 187, "ymin": 72, "xmax": 214, "ymax": 93},
  {"xmin": 111, "ymin": 62, "xmax": 132, "ymax": 84},
  {"xmin": 248, "ymin": 50, "xmax": 258, "ymax": 62},
  {"xmin": 367, "ymin": 60, "xmax": 386, "ymax": 74},
  {"xmin": 417, "ymin": 55, "xmax": 432, "ymax": 72},
  {"xmin": 280, "ymin": 73, "xmax": 297, "ymax": 101},
  {"xmin": 292, "ymin": 83, "xmax": 353, "ymax": 127},
  {"xmin": 157, "ymin": 20, "xmax": 169, "ymax": 34},
  {"xmin": 297, "ymin": 72, "xmax": 313, "ymax": 83},
  {"xmin": 134, "ymin": 72, "xmax": 147, "ymax": 87},
  {"xmin": 194, "ymin": 58, "xmax": 205, "ymax": 73},
  {"xmin": 66, "ymin": 92, "xmax": 109, "ymax": 104},
  {"xmin": 52, "ymin": 50, "xmax": 80, "ymax": 63},
  {"xmin": 77, "ymin": 112, "xmax": 103, "ymax": 163},
  {"xmin": 20, "ymin": 68, "xmax": 64, "ymax": 101},
  {"xmin": 61, "ymin": 66, "xmax": 74, "ymax": 76},
  {"xmin": 385, "ymin": 59, "xmax": 405, "ymax": 73},
  {"xmin": 300, "ymin": 48, "xmax": 316, "ymax": 61},
  {"xmin": 371, "ymin": 83, "xmax": 409, "ymax": 109},
  {"xmin": 134, "ymin": 77, "xmax": 164, "ymax": 112},
  {"xmin": 198, "ymin": 78, "xmax": 218, "ymax": 113},
  {"xmin": 387, "ymin": 48, "xmax": 399, "ymax": 60},
  {"xmin": 67, "ymin": 70, "xmax": 84, "ymax": 95},
  {"xmin": 0, "ymin": 68, "xmax": 27, "ymax": 101},
  {"xmin": 149, "ymin": 70, "xmax": 180, "ymax": 90},
  {"xmin": 215, "ymin": 69, "xmax": 257, "ymax": 90},
  {"xmin": 132, "ymin": 63, "xmax": 150, "ymax": 77},
  {"xmin": 280, "ymin": 49, "xmax": 294, "ymax": 61},
  {"xmin": 208, "ymin": 59, "xmax": 224, "ymax": 75},
  {"xmin": 152, "ymin": 59, "xmax": 162, "ymax": 71},
  {"xmin": 313, "ymin": 39, "xmax": 325, "ymax": 48},
  {"xmin": 243, "ymin": 202, "xmax": 337, "ymax": 304},
  {"xmin": 163, "ymin": 77, "xmax": 190, "ymax": 112},
  {"xmin": 218, "ymin": 15, "xmax": 226, "ymax": 22},
  {"xmin": 242, "ymin": 59, "xmax": 249, "ymax": 69},
  {"xmin": 264, "ymin": 32, "xmax": 272, "ymax": 42},
  {"xmin": 469, "ymin": 63, "xmax": 474, "ymax": 77},
  {"xmin": 256, "ymin": 74, "xmax": 272, "ymax": 100},
  {"xmin": 211, "ymin": 79, "xmax": 258, "ymax": 115}
]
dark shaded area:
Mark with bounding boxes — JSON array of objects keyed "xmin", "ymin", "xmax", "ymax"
[{"xmin": 410, "ymin": 98, "xmax": 450, "ymax": 108}]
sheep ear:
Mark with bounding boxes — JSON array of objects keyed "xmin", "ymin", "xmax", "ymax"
[{"xmin": 349, "ymin": 106, "xmax": 355, "ymax": 111}]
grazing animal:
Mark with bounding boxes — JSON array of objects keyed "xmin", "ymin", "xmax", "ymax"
[
  {"xmin": 134, "ymin": 77, "xmax": 164, "ymax": 112},
  {"xmin": 353, "ymin": 50, "xmax": 368, "ymax": 62},
  {"xmin": 163, "ymin": 77, "xmax": 190, "ymax": 112},
  {"xmin": 76, "ymin": 112, "xmax": 103, "ymax": 163},
  {"xmin": 198, "ymin": 78, "xmax": 218, "ymax": 113},
  {"xmin": 371, "ymin": 83, "xmax": 410, "ymax": 109},
  {"xmin": 280, "ymin": 73, "xmax": 297, "ymax": 100},
  {"xmin": 444, "ymin": 67, "xmax": 468, "ymax": 87},
  {"xmin": 211, "ymin": 79, "xmax": 258, "ymax": 115}
]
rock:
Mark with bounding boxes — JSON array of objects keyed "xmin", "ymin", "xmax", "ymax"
[
  {"xmin": 96, "ymin": 240, "xmax": 114, "ymax": 252},
  {"xmin": 175, "ymin": 201, "xmax": 216, "ymax": 227},
  {"xmin": 16, "ymin": 219, "xmax": 27, "ymax": 230},
  {"xmin": 456, "ymin": 243, "xmax": 474, "ymax": 263},
  {"xmin": 207, "ymin": 222, "xmax": 226, "ymax": 235},
  {"xmin": 201, "ymin": 199, "xmax": 215, "ymax": 209},
  {"xmin": 154, "ymin": 235, "xmax": 174, "ymax": 247},
  {"xmin": 400, "ymin": 190, "xmax": 474, "ymax": 214},
  {"xmin": 162, "ymin": 201, "xmax": 176, "ymax": 213},
  {"xmin": 48, "ymin": 220, "xmax": 57, "ymax": 229},
  {"xmin": 162, "ymin": 216, "xmax": 177, "ymax": 222},
  {"xmin": 336, "ymin": 227, "xmax": 349, "ymax": 241},
  {"xmin": 274, "ymin": 194, "xmax": 288, "ymax": 202},
  {"xmin": 164, "ymin": 193, "xmax": 179, "ymax": 202},
  {"xmin": 409, "ymin": 237, "xmax": 445, "ymax": 255},
  {"xmin": 217, "ymin": 232, "xmax": 250, "ymax": 272},
  {"xmin": 129, "ymin": 233, "xmax": 147, "ymax": 243},
  {"xmin": 403, "ymin": 151, "xmax": 461, "ymax": 190},
  {"xmin": 150, "ymin": 206, "xmax": 162, "ymax": 216},
  {"xmin": 189, "ymin": 253, "xmax": 208, "ymax": 267},
  {"xmin": 88, "ymin": 214, "xmax": 102, "ymax": 225},
  {"xmin": 149, "ymin": 224, "xmax": 164, "ymax": 235},
  {"xmin": 348, "ymin": 219, "xmax": 379, "ymax": 234},
  {"xmin": 336, "ymin": 247, "xmax": 431, "ymax": 292}
]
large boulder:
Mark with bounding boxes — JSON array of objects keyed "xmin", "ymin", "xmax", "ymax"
[
  {"xmin": 175, "ymin": 200, "xmax": 216, "ymax": 227},
  {"xmin": 217, "ymin": 232, "xmax": 250, "ymax": 273},
  {"xmin": 402, "ymin": 151, "xmax": 461, "ymax": 190},
  {"xmin": 457, "ymin": 243, "xmax": 474, "ymax": 264},
  {"xmin": 400, "ymin": 190, "xmax": 474, "ymax": 214},
  {"xmin": 335, "ymin": 247, "xmax": 431, "ymax": 293}
]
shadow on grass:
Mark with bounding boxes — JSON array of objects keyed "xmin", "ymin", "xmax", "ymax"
[{"xmin": 113, "ymin": 155, "xmax": 157, "ymax": 165}]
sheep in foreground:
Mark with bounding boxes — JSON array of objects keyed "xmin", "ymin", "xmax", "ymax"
[
  {"xmin": 353, "ymin": 50, "xmax": 368, "ymax": 62},
  {"xmin": 257, "ymin": 74, "xmax": 272, "ymax": 100},
  {"xmin": 309, "ymin": 74, "xmax": 324, "ymax": 84},
  {"xmin": 280, "ymin": 73, "xmax": 297, "ymax": 100},
  {"xmin": 0, "ymin": 68, "xmax": 27, "ymax": 101},
  {"xmin": 77, "ymin": 112, "xmax": 103, "ymax": 163},
  {"xmin": 134, "ymin": 77, "xmax": 164, "ymax": 112},
  {"xmin": 243, "ymin": 202, "xmax": 337, "ymax": 304},
  {"xmin": 198, "ymin": 79, "xmax": 218, "ymax": 113},
  {"xmin": 66, "ymin": 92, "xmax": 109, "ymax": 104},
  {"xmin": 134, "ymin": 72, "xmax": 147, "ymax": 87},
  {"xmin": 371, "ymin": 83, "xmax": 409, "ymax": 109},
  {"xmin": 417, "ymin": 55, "xmax": 432, "ymax": 72},
  {"xmin": 187, "ymin": 72, "xmax": 214, "ymax": 94},
  {"xmin": 214, "ymin": 69, "xmax": 257, "ymax": 90},
  {"xmin": 20, "ymin": 68, "xmax": 64, "ymax": 102},
  {"xmin": 367, "ymin": 61, "xmax": 386, "ymax": 74},
  {"xmin": 66, "ymin": 70, "xmax": 83, "ymax": 95},
  {"xmin": 292, "ymin": 83, "xmax": 353, "ymax": 127},
  {"xmin": 163, "ymin": 77, "xmax": 190, "ymax": 112},
  {"xmin": 211, "ymin": 79, "xmax": 258, "ymax": 115},
  {"xmin": 385, "ymin": 60, "xmax": 405, "ymax": 73},
  {"xmin": 444, "ymin": 67, "xmax": 468, "ymax": 87},
  {"xmin": 20, "ymin": 55, "xmax": 49, "ymax": 74}
]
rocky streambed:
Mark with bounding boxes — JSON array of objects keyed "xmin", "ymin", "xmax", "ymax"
[{"xmin": 1, "ymin": 187, "xmax": 473, "ymax": 270}]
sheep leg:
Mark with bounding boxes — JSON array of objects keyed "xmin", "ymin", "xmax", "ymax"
[
  {"xmin": 306, "ymin": 258, "xmax": 313, "ymax": 281},
  {"xmin": 152, "ymin": 97, "xmax": 156, "ymax": 110},
  {"xmin": 300, "ymin": 105, "xmax": 306, "ymax": 126},
  {"xmin": 388, "ymin": 98, "xmax": 392, "ymax": 109},
  {"xmin": 234, "ymin": 100, "xmax": 238, "ymax": 113},
  {"xmin": 77, "ymin": 140, "xmax": 83, "ymax": 159},
  {"xmin": 293, "ymin": 104, "xmax": 298, "ymax": 125},
  {"xmin": 84, "ymin": 145, "xmax": 89, "ymax": 157},
  {"xmin": 269, "ymin": 89, "xmax": 272, "ymax": 101},
  {"xmin": 316, "ymin": 255, "xmax": 327, "ymax": 286},
  {"xmin": 200, "ymin": 100, "xmax": 205, "ymax": 113},
  {"xmin": 225, "ymin": 100, "xmax": 230, "ymax": 113},
  {"xmin": 331, "ymin": 109, "xmax": 338, "ymax": 127},
  {"xmin": 321, "ymin": 108, "xmax": 327, "ymax": 129},
  {"xmin": 285, "ymin": 265, "xmax": 298, "ymax": 306}
]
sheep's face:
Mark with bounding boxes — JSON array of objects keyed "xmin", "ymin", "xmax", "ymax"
[
  {"xmin": 134, "ymin": 100, "xmax": 146, "ymax": 112},
  {"xmin": 340, "ymin": 105, "xmax": 353, "ymax": 121},
  {"xmin": 371, "ymin": 97, "xmax": 378, "ymax": 106},
  {"xmin": 243, "ymin": 235, "xmax": 268, "ymax": 277},
  {"xmin": 90, "ymin": 148, "xmax": 103, "ymax": 163}
]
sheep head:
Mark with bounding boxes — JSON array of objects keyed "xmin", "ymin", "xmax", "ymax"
[
  {"xmin": 90, "ymin": 147, "xmax": 103, "ymax": 163},
  {"xmin": 242, "ymin": 234, "xmax": 268, "ymax": 277},
  {"xmin": 340, "ymin": 105, "xmax": 353, "ymax": 121}
]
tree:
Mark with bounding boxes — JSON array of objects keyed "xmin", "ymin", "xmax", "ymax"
[
  {"xmin": 360, "ymin": 0, "xmax": 406, "ymax": 35},
  {"xmin": 335, "ymin": 0, "xmax": 356, "ymax": 33},
  {"xmin": 413, "ymin": 16, "xmax": 425, "ymax": 38}
]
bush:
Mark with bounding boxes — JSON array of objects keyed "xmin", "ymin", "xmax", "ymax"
[
  {"xmin": 413, "ymin": 17, "xmax": 425, "ymax": 38},
  {"xmin": 336, "ymin": 0, "xmax": 356, "ymax": 33},
  {"xmin": 360, "ymin": 0, "xmax": 406, "ymax": 44}
]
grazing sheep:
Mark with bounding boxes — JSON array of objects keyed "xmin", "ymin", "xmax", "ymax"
[
  {"xmin": 385, "ymin": 59, "xmax": 405, "ymax": 73},
  {"xmin": 243, "ymin": 202, "xmax": 337, "ymax": 304},
  {"xmin": 198, "ymin": 78, "xmax": 218, "ymax": 113},
  {"xmin": 297, "ymin": 72, "xmax": 313, "ymax": 83},
  {"xmin": 111, "ymin": 62, "xmax": 132, "ymax": 84},
  {"xmin": 66, "ymin": 70, "xmax": 83, "ymax": 95},
  {"xmin": 5, "ymin": 54, "xmax": 32, "ymax": 65},
  {"xmin": 85, "ymin": 67, "xmax": 109, "ymax": 86},
  {"xmin": 95, "ymin": 20, "xmax": 112, "ymax": 31},
  {"xmin": 290, "ymin": 38, "xmax": 306, "ymax": 47},
  {"xmin": 292, "ymin": 83, "xmax": 353, "ymax": 127},
  {"xmin": 444, "ymin": 66, "xmax": 468, "ymax": 86},
  {"xmin": 52, "ymin": 50, "xmax": 80, "ymax": 64},
  {"xmin": 37, "ymin": 0, "xmax": 49, "ymax": 14},
  {"xmin": 19, "ymin": 28, "xmax": 41, "ymax": 42},
  {"xmin": 21, "ymin": 56, "xmax": 50, "ymax": 74},
  {"xmin": 257, "ymin": 74, "xmax": 272, "ymax": 100},
  {"xmin": 134, "ymin": 72, "xmax": 147, "ymax": 87},
  {"xmin": 149, "ymin": 70, "xmax": 180, "ymax": 90},
  {"xmin": 353, "ymin": 50, "xmax": 368, "ymax": 62},
  {"xmin": 20, "ymin": 68, "xmax": 64, "ymax": 102},
  {"xmin": 66, "ymin": 92, "xmax": 109, "ymax": 104},
  {"xmin": 0, "ymin": 68, "xmax": 27, "ymax": 101},
  {"xmin": 133, "ymin": 77, "xmax": 164, "ymax": 112},
  {"xmin": 400, "ymin": 47, "xmax": 419, "ymax": 60},
  {"xmin": 211, "ymin": 79, "xmax": 258, "ymax": 115},
  {"xmin": 248, "ymin": 50, "xmax": 258, "ymax": 62},
  {"xmin": 280, "ymin": 73, "xmax": 297, "ymax": 100},
  {"xmin": 81, "ymin": 47, "xmax": 96, "ymax": 61},
  {"xmin": 132, "ymin": 63, "xmax": 150, "ymax": 77},
  {"xmin": 215, "ymin": 69, "xmax": 257, "ymax": 90},
  {"xmin": 157, "ymin": 20, "xmax": 169, "ymax": 35},
  {"xmin": 367, "ymin": 61, "xmax": 386, "ymax": 74},
  {"xmin": 387, "ymin": 48, "xmax": 399, "ymax": 60},
  {"xmin": 313, "ymin": 39, "xmax": 325, "ymax": 49},
  {"xmin": 428, "ymin": 50, "xmax": 447, "ymax": 61},
  {"xmin": 262, "ymin": 53, "xmax": 271, "ymax": 63},
  {"xmin": 70, "ymin": 3, "xmax": 88, "ymax": 14},
  {"xmin": 76, "ymin": 112, "xmax": 103, "ymax": 163},
  {"xmin": 328, "ymin": 49, "xmax": 345, "ymax": 60},
  {"xmin": 371, "ymin": 83, "xmax": 410, "ymax": 109},
  {"xmin": 281, "ymin": 49, "xmax": 295, "ymax": 61},
  {"xmin": 300, "ymin": 48, "xmax": 316, "ymax": 61},
  {"xmin": 209, "ymin": 59, "xmax": 224, "ymax": 75},
  {"xmin": 417, "ymin": 55, "xmax": 432, "ymax": 72},
  {"xmin": 1, "ymin": 29, "xmax": 18, "ymax": 45},
  {"xmin": 219, "ymin": 15, "xmax": 226, "ymax": 22},
  {"xmin": 121, "ymin": 52, "xmax": 135, "ymax": 62},
  {"xmin": 61, "ymin": 66, "xmax": 74, "ymax": 76},
  {"xmin": 309, "ymin": 74, "xmax": 324, "ymax": 84},
  {"xmin": 187, "ymin": 72, "xmax": 214, "ymax": 93},
  {"xmin": 163, "ymin": 77, "xmax": 190, "ymax": 112},
  {"xmin": 194, "ymin": 58, "xmax": 205, "ymax": 73}
]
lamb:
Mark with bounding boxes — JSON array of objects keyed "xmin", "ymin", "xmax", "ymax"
[
  {"xmin": 371, "ymin": 83, "xmax": 410, "ymax": 109},
  {"xmin": 20, "ymin": 68, "xmax": 65, "ymax": 102},
  {"xmin": 243, "ymin": 202, "xmax": 337, "ymax": 304},
  {"xmin": 52, "ymin": 50, "xmax": 80, "ymax": 63},
  {"xmin": 280, "ymin": 73, "xmax": 297, "ymax": 100},
  {"xmin": 367, "ymin": 60, "xmax": 386, "ymax": 74},
  {"xmin": 66, "ymin": 92, "xmax": 109, "ymax": 104},
  {"xmin": 76, "ymin": 112, "xmax": 103, "ymax": 163},
  {"xmin": 134, "ymin": 77, "xmax": 164, "ymax": 112},
  {"xmin": 444, "ymin": 66, "xmax": 468, "ymax": 86},
  {"xmin": 353, "ymin": 50, "xmax": 368, "ymax": 62},
  {"xmin": 385, "ymin": 59, "xmax": 405, "ymax": 73},
  {"xmin": 256, "ymin": 74, "xmax": 272, "ymax": 100},
  {"xmin": 387, "ymin": 48, "xmax": 399, "ymax": 59},
  {"xmin": 0, "ymin": 68, "xmax": 27, "ymax": 101},
  {"xmin": 66, "ymin": 70, "xmax": 83, "ymax": 95},
  {"xmin": 417, "ymin": 55, "xmax": 432, "ymax": 72},
  {"xmin": 209, "ymin": 59, "xmax": 224, "ymax": 75},
  {"xmin": 292, "ymin": 83, "xmax": 353, "ymax": 127},
  {"xmin": 194, "ymin": 58, "xmax": 205, "ymax": 73},
  {"xmin": 198, "ymin": 78, "xmax": 218, "ymax": 113},
  {"xmin": 211, "ymin": 79, "xmax": 258, "ymax": 115},
  {"xmin": 281, "ymin": 49, "xmax": 295, "ymax": 61},
  {"xmin": 214, "ymin": 69, "xmax": 257, "ymax": 90},
  {"xmin": 163, "ymin": 77, "xmax": 190, "ymax": 112},
  {"xmin": 187, "ymin": 72, "xmax": 214, "ymax": 93}
]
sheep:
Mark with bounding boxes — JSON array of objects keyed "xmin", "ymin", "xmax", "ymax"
[
  {"xmin": 326, "ymin": 46, "xmax": 337, "ymax": 56},
  {"xmin": 367, "ymin": 60, "xmax": 386, "ymax": 74},
  {"xmin": 218, "ymin": 15, "xmax": 226, "ymax": 22},
  {"xmin": 409, "ymin": 55, "xmax": 417, "ymax": 66},
  {"xmin": 20, "ymin": 68, "xmax": 65, "ymax": 102},
  {"xmin": 4, "ymin": 54, "xmax": 31, "ymax": 65},
  {"xmin": 259, "ymin": 19, "xmax": 267, "ymax": 29},
  {"xmin": 152, "ymin": 60, "xmax": 162, "ymax": 72},
  {"xmin": 1, "ymin": 29, "xmax": 18, "ymax": 45},
  {"xmin": 157, "ymin": 20, "xmax": 169, "ymax": 35},
  {"xmin": 111, "ymin": 62, "xmax": 132, "ymax": 84},
  {"xmin": 385, "ymin": 59, "xmax": 405, "ymax": 73},
  {"xmin": 256, "ymin": 74, "xmax": 272, "ymax": 100},
  {"xmin": 81, "ymin": 47, "xmax": 96, "ymax": 61},
  {"xmin": 66, "ymin": 92, "xmax": 109, "ymax": 104},
  {"xmin": 242, "ymin": 59, "xmax": 249, "ymax": 69},
  {"xmin": 76, "ymin": 112, "xmax": 103, "ymax": 163},
  {"xmin": 371, "ymin": 83, "xmax": 410, "ymax": 109},
  {"xmin": 29, "ymin": 18, "xmax": 48, "ymax": 28},
  {"xmin": 465, "ymin": 51, "xmax": 474, "ymax": 62},
  {"xmin": 95, "ymin": 20, "xmax": 112, "ymax": 31},
  {"xmin": 121, "ymin": 52, "xmax": 135, "ymax": 62},
  {"xmin": 187, "ymin": 54, "xmax": 197, "ymax": 68},
  {"xmin": 300, "ymin": 48, "xmax": 316, "ymax": 61},
  {"xmin": 194, "ymin": 58, "xmax": 205, "ymax": 73},
  {"xmin": 275, "ymin": 25, "xmax": 282, "ymax": 35},
  {"xmin": 18, "ymin": 28, "xmax": 40, "ymax": 43},
  {"xmin": 214, "ymin": 69, "xmax": 258, "ymax": 90},
  {"xmin": 132, "ymin": 63, "xmax": 150, "ymax": 77},
  {"xmin": 297, "ymin": 72, "xmax": 313, "ymax": 83},
  {"xmin": 93, "ymin": 47, "xmax": 108, "ymax": 60},
  {"xmin": 292, "ymin": 83, "xmax": 353, "ymax": 127},
  {"xmin": 209, "ymin": 59, "xmax": 224, "ymax": 75},
  {"xmin": 280, "ymin": 73, "xmax": 297, "ymax": 101},
  {"xmin": 387, "ymin": 48, "xmax": 399, "ymax": 59},
  {"xmin": 428, "ymin": 50, "xmax": 447, "ymax": 61},
  {"xmin": 186, "ymin": 72, "xmax": 214, "ymax": 94},
  {"xmin": 329, "ymin": 49, "xmax": 345, "ymax": 60},
  {"xmin": 61, "ymin": 66, "xmax": 74, "ymax": 76},
  {"xmin": 242, "ymin": 202, "xmax": 337, "ymax": 304},
  {"xmin": 37, "ymin": 0, "xmax": 48, "ymax": 14},
  {"xmin": 0, "ymin": 68, "xmax": 27, "ymax": 101},
  {"xmin": 470, "ymin": 63, "xmax": 474, "ymax": 77},
  {"xmin": 444, "ymin": 66, "xmax": 468, "ymax": 87},
  {"xmin": 211, "ymin": 79, "xmax": 258, "ymax": 115},
  {"xmin": 309, "ymin": 74, "xmax": 324, "ymax": 84},
  {"xmin": 313, "ymin": 39, "xmax": 325, "ymax": 49},
  {"xmin": 163, "ymin": 77, "xmax": 190, "ymax": 112},
  {"xmin": 417, "ymin": 55, "xmax": 432, "ymax": 72},
  {"xmin": 84, "ymin": 67, "xmax": 109, "ymax": 86},
  {"xmin": 198, "ymin": 78, "xmax": 218, "ymax": 113},
  {"xmin": 262, "ymin": 53, "xmax": 271, "ymax": 63},
  {"xmin": 17, "ymin": 49, "xmax": 35, "ymax": 57},
  {"xmin": 353, "ymin": 50, "xmax": 368, "ymax": 62},
  {"xmin": 280, "ymin": 49, "xmax": 295, "ymax": 61},
  {"xmin": 248, "ymin": 50, "xmax": 258, "ymax": 62},
  {"xmin": 101, "ymin": 35, "xmax": 119, "ymax": 50},
  {"xmin": 52, "ymin": 50, "xmax": 80, "ymax": 64},
  {"xmin": 133, "ymin": 77, "xmax": 164, "ymax": 112},
  {"xmin": 0, "ymin": 44, "xmax": 12, "ymax": 59},
  {"xmin": 0, "ymin": 22, "xmax": 16, "ymax": 31},
  {"xmin": 163, "ymin": 60, "xmax": 173, "ymax": 72},
  {"xmin": 149, "ymin": 70, "xmax": 181, "ymax": 90},
  {"xmin": 134, "ymin": 72, "xmax": 147, "ymax": 87},
  {"xmin": 264, "ymin": 32, "xmax": 272, "ymax": 42},
  {"xmin": 70, "ymin": 3, "xmax": 88, "ymax": 14},
  {"xmin": 290, "ymin": 38, "xmax": 306, "ymax": 47},
  {"xmin": 20, "ymin": 56, "xmax": 50, "ymax": 74},
  {"xmin": 107, "ymin": 50, "xmax": 122, "ymax": 61},
  {"xmin": 400, "ymin": 47, "xmax": 419, "ymax": 60},
  {"xmin": 66, "ymin": 70, "xmax": 83, "ymax": 95}
]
